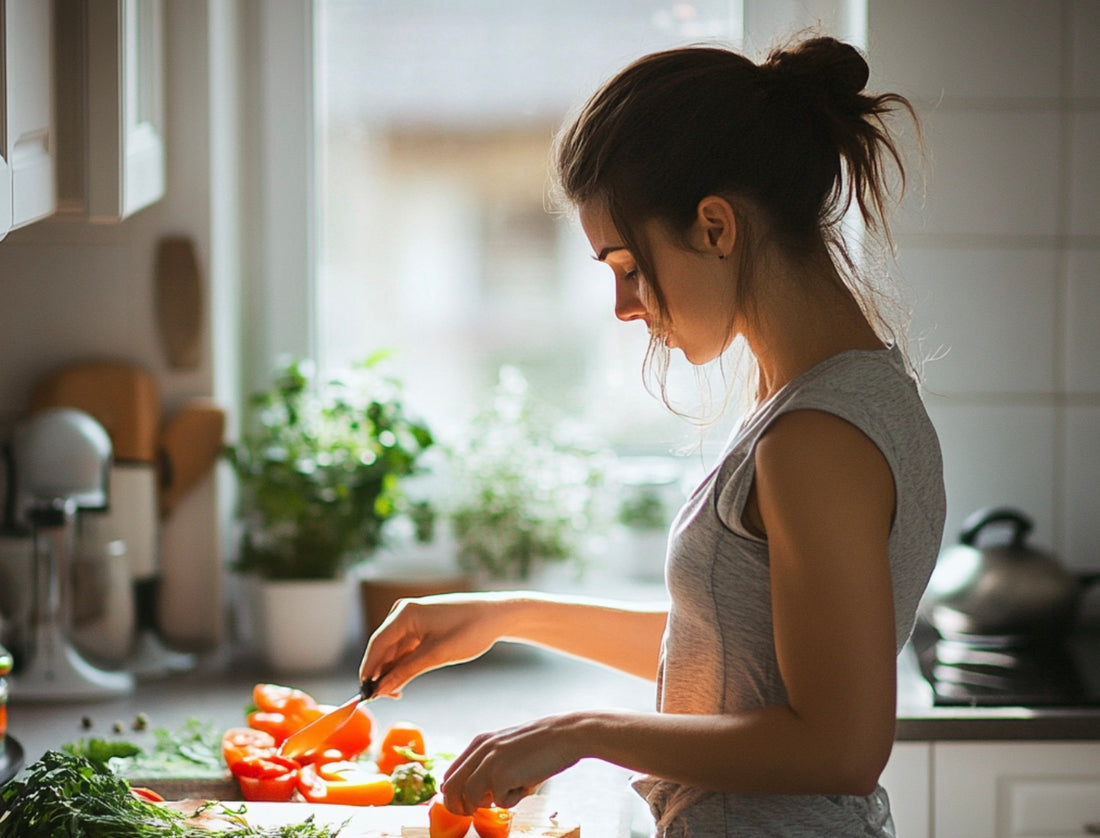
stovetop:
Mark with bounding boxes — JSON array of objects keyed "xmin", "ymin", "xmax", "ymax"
[{"xmin": 911, "ymin": 620, "xmax": 1100, "ymax": 708}]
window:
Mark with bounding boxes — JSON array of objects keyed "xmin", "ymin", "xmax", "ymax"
[{"xmin": 314, "ymin": 1, "xmax": 745, "ymax": 451}]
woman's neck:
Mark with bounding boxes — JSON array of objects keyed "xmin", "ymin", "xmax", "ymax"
[{"xmin": 744, "ymin": 254, "xmax": 884, "ymax": 402}]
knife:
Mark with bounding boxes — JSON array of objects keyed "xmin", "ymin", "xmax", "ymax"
[{"xmin": 279, "ymin": 678, "xmax": 378, "ymax": 760}]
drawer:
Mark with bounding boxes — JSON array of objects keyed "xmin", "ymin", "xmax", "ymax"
[{"xmin": 1007, "ymin": 778, "xmax": 1100, "ymax": 836}]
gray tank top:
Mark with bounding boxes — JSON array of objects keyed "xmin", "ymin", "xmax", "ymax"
[{"xmin": 634, "ymin": 345, "xmax": 946, "ymax": 837}]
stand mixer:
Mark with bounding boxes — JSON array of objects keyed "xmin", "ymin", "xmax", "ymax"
[{"xmin": 10, "ymin": 408, "xmax": 133, "ymax": 700}]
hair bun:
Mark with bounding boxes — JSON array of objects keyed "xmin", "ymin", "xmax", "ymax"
[{"xmin": 764, "ymin": 36, "xmax": 869, "ymax": 100}]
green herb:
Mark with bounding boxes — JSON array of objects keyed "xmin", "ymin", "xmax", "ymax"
[
  {"xmin": 0, "ymin": 750, "xmax": 346, "ymax": 837},
  {"xmin": 62, "ymin": 738, "xmax": 142, "ymax": 771},
  {"xmin": 64, "ymin": 718, "xmax": 227, "ymax": 780}
]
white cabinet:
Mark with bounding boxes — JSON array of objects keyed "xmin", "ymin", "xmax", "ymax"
[
  {"xmin": 882, "ymin": 742, "xmax": 933, "ymax": 838},
  {"xmin": 1, "ymin": 0, "xmax": 57, "ymax": 241},
  {"xmin": 934, "ymin": 742, "xmax": 1100, "ymax": 838},
  {"xmin": 55, "ymin": 0, "xmax": 165, "ymax": 221},
  {"xmin": 884, "ymin": 741, "xmax": 1100, "ymax": 837}
]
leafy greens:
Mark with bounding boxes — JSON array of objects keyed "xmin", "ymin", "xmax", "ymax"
[{"xmin": 0, "ymin": 750, "xmax": 345, "ymax": 838}]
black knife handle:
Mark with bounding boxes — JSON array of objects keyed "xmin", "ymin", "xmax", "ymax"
[{"xmin": 360, "ymin": 677, "xmax": 378, "ymax": 701}]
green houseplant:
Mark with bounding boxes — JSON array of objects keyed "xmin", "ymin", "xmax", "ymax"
[
  {"xmin": 224, "ymin": 354, "xmax": 433, "ymax": 672},
  {"xmin": 224, "ymin": 355, "xmax": 434, "ymax": 581},
  {"xmin": 445, "ymin": 366, "xmax": 611, "ymax": 584}
]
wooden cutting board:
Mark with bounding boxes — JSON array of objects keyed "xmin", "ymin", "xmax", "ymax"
[
  {"xmin": 188, "ymin": 796, "xmax": 579, "ymax": 837},
  {"xmin": 30, "ymin": 361, "xmax": 160, "ymax": 463}
]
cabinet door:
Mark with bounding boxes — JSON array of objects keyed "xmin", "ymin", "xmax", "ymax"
[
  {"xmin": 881, "ymin": 742, "xmax": 931, "ymax": 838},
  {"xmin": 88, "ymin": 0, "xmax": 165, "ymax": 220},
  {"xmin": 55, "ymin": 0, "xmax": 165, "ymax": 222},
  {"xmin": 0, "ymin": 0, "xmax": 57, "ymax": 240},
  {"xmin": 934, "ymin": 742, "xmax": 1100, "ymax": 838}
]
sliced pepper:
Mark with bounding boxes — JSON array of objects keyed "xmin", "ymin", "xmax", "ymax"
[
  {"xmin": 473, "ymin": 804, "xmax": 514, "ymax": 838},
  {"xmin": 232, "ymin": 753, "xmax": 301, "ymax": 802},
  {"xmin": 298, "ymin": 760, "xmax": 396, "ymax": 806},
  {"xmin": 376, "ymin": 721, "xmax": 427, "ymax": 774},
  {"xmin": 428, "ymin": 794, "xmax": 473, "ymax": 838}
]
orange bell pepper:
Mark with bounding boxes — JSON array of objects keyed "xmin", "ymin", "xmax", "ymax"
[{"xmin": 297, "ymin": 760, "xmax": 396, "ymax": 806}]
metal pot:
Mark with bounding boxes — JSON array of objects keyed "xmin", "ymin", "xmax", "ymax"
[{"xmin": 922, "ymin": 506, "xmax": 1081, "ymax": 640}]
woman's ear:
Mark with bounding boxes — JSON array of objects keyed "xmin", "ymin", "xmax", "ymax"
[{"xmin": 696, "ymin": 195, "xmax": 737, "ymax": 259}]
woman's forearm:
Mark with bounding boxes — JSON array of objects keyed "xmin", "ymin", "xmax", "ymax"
[
  {"xmin": 573, "ymin": 702, "xmax": 892, "ymax": 797},
  {"xmin": 491, "ymin": 592, "xmax": 667, "ymax": 681}
]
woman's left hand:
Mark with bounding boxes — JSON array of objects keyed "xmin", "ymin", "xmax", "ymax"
[{"xmin": 440, "ymin": 712, "xmax": 586, "ymax": 815}]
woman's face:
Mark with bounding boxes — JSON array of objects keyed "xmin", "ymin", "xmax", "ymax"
[{"xmin": 578, "ymin": 200, "xmax": 737, "ymax": 365}]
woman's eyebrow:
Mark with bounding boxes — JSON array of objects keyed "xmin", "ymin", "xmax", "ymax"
[{"xmin": 594, "ymin": 246, "xmax": 626, "ymax": 262}]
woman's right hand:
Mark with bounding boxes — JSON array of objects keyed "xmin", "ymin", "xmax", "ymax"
[{"xmin": 358, "ymin": 592, "xmax": 514, "ymax": 699}]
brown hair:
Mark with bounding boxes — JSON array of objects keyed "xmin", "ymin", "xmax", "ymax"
[{"xmin": 553, "ymin": 35, "xmax": 920, "ymax": 411}]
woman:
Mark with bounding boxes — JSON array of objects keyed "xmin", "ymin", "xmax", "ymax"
[{"xmin": 360, "ymin": 35, "xmax": 945, "ymax": 836}]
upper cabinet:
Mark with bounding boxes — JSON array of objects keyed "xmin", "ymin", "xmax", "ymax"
[
  {"xmin": 55, "ymin": 0, "xmax": 165, "ymax": 223},
  {"xmin": 0, "ymin": 0, "xmax": 58, "ymax": 242}
]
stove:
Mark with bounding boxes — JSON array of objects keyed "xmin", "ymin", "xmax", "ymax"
[{"xmin": 912, "ymin": 620, "xmax": 1100, "ymax": 708}]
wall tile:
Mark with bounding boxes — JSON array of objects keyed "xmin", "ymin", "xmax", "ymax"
[
  {"xmin": 1064, "ymin": 406, "xmax": 1100, "ymax": 570},
  {"xmin": 868, "ymin": 0, "xmax": 1061, "ymax": 101},
  {"xmin": 925, "ymin": 400, "xmax": 1057, "ymax": 554},
  {"xmin": 1065, "ymin": 249, "xmax": 1100, "ymax": 393},
  {"xmin": 900, "ymin": 246, "xmax": 1057, "ymax": 394},
  {"xmin": 1072, "ymin": 0, "xmax": 1100, "ymax": 99},
  {"xmin": 1069, "ymin": 111, "xmax": 1100, "ymax": 238},
  {"xmin": 895, "ymin": 110, "xmax": 1061, "ymax": 238}
]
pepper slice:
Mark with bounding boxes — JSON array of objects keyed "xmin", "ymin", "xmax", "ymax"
[
  {"xmin": 473, "ymin": 805, "xmax": 514, "ymax": 838},
  {"xmin": 232, "ymin": 753, "xmax": 301, "ymax": 802},
  {"xmin": 298, "ymin": 760, "xmax": 396, "ymax": 806},
  {"xmin": 428, "ymin": 794, "xmax": 473, "ymax": 838}
]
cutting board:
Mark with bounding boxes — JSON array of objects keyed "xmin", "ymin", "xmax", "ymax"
[
  {"xmin": 30, "ymin": 361, "xmax": 160, "ymax": 463},
  {"xmin": 185, "ymin": 796, "xmax": 579, "ymax": 837}
]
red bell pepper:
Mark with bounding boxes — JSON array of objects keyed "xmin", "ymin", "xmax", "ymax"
[{"xmin": 232, "ymin": 753, "xmax": 301, "ymax": 802}]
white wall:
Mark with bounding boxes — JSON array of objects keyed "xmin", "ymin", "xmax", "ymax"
[
  {"xmin": 867, "ymin": 0, "xmax": 1100, "ymax": 570},
  {"xmin": 0, "ymin": 1, "xmax": 249, "ymax": 649}
]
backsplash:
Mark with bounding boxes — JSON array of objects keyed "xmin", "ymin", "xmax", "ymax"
[{"xmin": 868, "ymin": 0, "xmax": 1100, "ymax": 569}]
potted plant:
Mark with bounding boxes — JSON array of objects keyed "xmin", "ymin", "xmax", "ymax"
[
  {"xmin": 224, "ymin": 354, "xmax": 433, "ymax": 673},
  {"xmin": 610, "ymin": 457, "xmax": 683, "ymax": 582},
  {"xmin": 444, "ymin": 366, "xmax": 611, "ymax": 586}
]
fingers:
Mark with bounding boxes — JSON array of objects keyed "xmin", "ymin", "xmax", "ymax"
[{"xmin": 440, "ymin": 726, "xmax": 545, "ymax": 815}]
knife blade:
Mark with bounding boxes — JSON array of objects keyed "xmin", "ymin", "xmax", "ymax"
[{"xmin": 279, "ymin": 678, "xmax": 377, "ymax": 760}]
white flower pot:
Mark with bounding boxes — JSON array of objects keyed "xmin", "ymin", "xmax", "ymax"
[{"xmin": 244, "ymin": 575, "xmax": 352, "ymax": 675}]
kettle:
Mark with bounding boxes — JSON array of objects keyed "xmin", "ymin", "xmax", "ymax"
[{"xmin": 922, "ymin": 506, "xmax": 1082, "ymax": 640}]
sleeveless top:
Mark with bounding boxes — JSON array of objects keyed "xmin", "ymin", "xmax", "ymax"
[{"xmin": 633, "ymin": 345, "xmax": 946, "ymax": 837}]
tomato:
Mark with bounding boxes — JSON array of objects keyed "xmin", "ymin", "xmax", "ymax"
[
  {"xmin": 130, "ymin": 786, "xmax": 165, "ymax": 803},
  {"xmin": 472, "ymin": 805, "xmax": 513, "ymax": 838},
  {"xmin": 428, "ymin": 794, "xmax": 473, "ymax": 838},
  {"xmin": 298, "ymin": 761, "xmax": 396, "ymax": 806},
  {"xmin": 376, "ymin": 721, "xmax": 427, "ymax": 774},
  {"xmin": 232, "ymin": 754, "xmax": 301, "ymax": 802},
  {"xmin": 221, "ymin": 726, "xmax": 278, "ymax": 769},
  {"xmin": 323, "ymin": 703, "xmax": 376, "ymax": 759},
  {"xmin": 253, "ymin": 683, "xmax": 319, "ymax": 716}
]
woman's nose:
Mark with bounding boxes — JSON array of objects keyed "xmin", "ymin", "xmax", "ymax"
[{"xmin": 614, "ymin": 278, "xmax": 647, "ymax": 322}]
